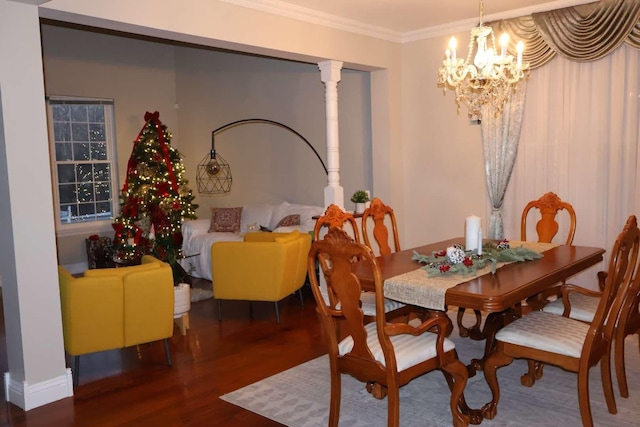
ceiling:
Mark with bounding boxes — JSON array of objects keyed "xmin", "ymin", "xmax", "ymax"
[{"xmin": 227, "ymin": 0, "xmax": 597, "ymax": 36}]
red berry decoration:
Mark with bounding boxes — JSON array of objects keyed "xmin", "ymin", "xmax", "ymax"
[
  {"xmin": 439, "ymin": 264, "xmax": 451, "ymax": 273},
  {"xmin": 463, "ymin": 257, "xmax": 473, "ymax": 267}
]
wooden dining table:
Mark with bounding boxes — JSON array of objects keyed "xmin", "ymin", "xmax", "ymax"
[{"xmin": 352, "ymin": 237, "xmax": 606, "ymax": 375}]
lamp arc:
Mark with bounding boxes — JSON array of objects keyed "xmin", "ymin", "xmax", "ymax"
[
  {"xmin": 197, "ymin": 118, "xmax": 327, "ymax": 195},
  {"xmin": 212, "ymin": 118, "xmax": 327, "ymax": 174}
]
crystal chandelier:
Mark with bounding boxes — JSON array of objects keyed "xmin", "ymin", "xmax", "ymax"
[{"xmin": 437, "ymin": 0, "xmax": 529, "ymax": 118}]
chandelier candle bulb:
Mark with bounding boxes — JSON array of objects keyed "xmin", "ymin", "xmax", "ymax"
[
  {"xmin": 465, "ymin": 215, "xmax": 481, "ymax": 251},
  {"xmin": 516, "ymin": 41, "xmax": 524, "ymax": 68},
  {"xmin": 449, "ymin": 37, "xmax": 457, "ymax": 62},
  {"xmin": 499, "ymin": 33, "xmax": 508, "ymax": 57}
]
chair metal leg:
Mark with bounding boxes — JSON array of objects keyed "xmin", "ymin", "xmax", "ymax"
[
  {"xmin": 274, "ymin": 302, "xmax": 280, "ymax": 323},
  {"xmin": 164, "ymin": 339, "xmax": 172, "ymax": 366},
  {"xmin": 217, "ymin": 300, "xmax": 222, "ymax": 321},
  {"xmin": 73, "ymin": 355, "xmax": 80, "ymax": 387},
  {"xmin": 298, "ymin": 288, "xmax": 304, "ymax": 307}
]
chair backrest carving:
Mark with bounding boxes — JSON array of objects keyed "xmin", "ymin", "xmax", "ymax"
[
  {"xmin": 361, "ymin": 197, "xmax": 400, "ymax": 255},
  {"xmin": 313, "ymin": 204, "xmax": 361, "ymax": 243},
  {"xmin": 521, "ymin": 192, "xmax": 576, "ymax": 245},
  {"xmin": 308, "ymin": 228, "xmax": 373, "ymax": 357}
]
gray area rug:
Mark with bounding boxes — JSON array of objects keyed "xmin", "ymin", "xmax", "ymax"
[
  {"xmin": 221, "ymin": 312, "xmax": 640, "ymax": 426},
  {"xmin": 190, "ymin": 287, "xmax": 213, "ymax": 302}
]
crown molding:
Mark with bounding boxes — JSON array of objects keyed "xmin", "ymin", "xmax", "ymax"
[
  {"xmin": 219, "ymin": 0, "xmax": 404, "ymax": 43},
  {"xmin": 220, "ymin": 0, "xmax": 598, "ymax": 44}
]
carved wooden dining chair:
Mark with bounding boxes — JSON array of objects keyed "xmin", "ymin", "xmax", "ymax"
[
  {"xmin": 542, "ymin": 226, "xmax": 640, "ymax": 398},
  {"xmin": 314, "ymin": 204, "xmax": 407, "ymax": 321},
  {"xmin": 481, "ymin": 215, "xmax": 640, "ymax": 427},
  {"xmin": 307, "ymin": 228, "xmax": 471, "ymax": 427},
  {"xmin": 457, "ymin": 192, "xmax": 577, "ymax": 336},
  {"xmin": 361, "ymin": 197, "xmax": 401, "ymax": 256}
]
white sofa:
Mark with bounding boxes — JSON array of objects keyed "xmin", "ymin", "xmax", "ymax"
[{"xmin": 180, "ymin": 201, "xmax": 324, "ymax": 281}]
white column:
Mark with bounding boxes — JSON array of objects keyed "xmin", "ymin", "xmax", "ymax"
[
  {"xmin": 318, "ymin": 60, "xmax": 344, "ymax": 209},
  {"xmin": 0, "ymin": 0, "xmax": 72, "ymax": 410}
]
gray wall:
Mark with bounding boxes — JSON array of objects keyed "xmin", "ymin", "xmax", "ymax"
[{"xmin": 41, "ymin": 23, "xmax": 372, "ymax": 270}]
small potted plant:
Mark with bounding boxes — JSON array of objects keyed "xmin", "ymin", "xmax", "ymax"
[{"xmin": 350, "ymin": 190, "xmax": 370, "ymax": 214}]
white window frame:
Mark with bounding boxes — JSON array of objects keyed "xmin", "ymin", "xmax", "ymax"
[{"xmin": 47, "ymin": 96, "xmax": 119, "ymax": 237}]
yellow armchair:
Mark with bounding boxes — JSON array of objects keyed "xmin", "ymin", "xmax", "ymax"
[
  {"xmin": 58, "ymin": 255, "xmax": 174, "ymax": 385},
  {"xmin": 211, "ymin": 230, "xmax": 312, "ymax": 323}
]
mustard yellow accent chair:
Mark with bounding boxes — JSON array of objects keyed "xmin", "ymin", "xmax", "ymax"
[
  {"xmin": 58, "ymin": 255, "xmax": 175, "ymax": 386},
  {"xmin": 211, "ymin": 230, "xmax": 312, "ymax": 323}
]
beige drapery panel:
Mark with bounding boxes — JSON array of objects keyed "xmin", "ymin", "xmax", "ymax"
[{"xmin": 491, "ymin": 0, "xmax": 640, "ymax": 69}]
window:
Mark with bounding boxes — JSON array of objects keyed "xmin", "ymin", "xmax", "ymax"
[{"xmin": 47, "ymin": 97, "xmax": 118, "ymax": 234}]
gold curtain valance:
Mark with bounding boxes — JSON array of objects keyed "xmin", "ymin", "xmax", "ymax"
[{"xmin": 490, "ymin": 0, "xmax": 640, "ymax": 69}]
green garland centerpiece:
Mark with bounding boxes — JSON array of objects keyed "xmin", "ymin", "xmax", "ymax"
[{"xmin": 412, "ymin": 240, "xmax": 543, "ymax": 277}]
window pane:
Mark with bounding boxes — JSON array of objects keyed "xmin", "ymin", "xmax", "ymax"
[
  {"xmin": 52, "ymin": 104, "xmax": 70, "ymax": 122},
  {"xmin": 58, "ymin": 184, "xmax": 76, "ymax": 204},
  {"xmin": 60, "ymin": 204, "xmax": 77, "ymax": 222},
  {"xmin": 71, "ymin": 123, "xmax": 89, "ymax": 142},
  {"xmin": 73, "ymin": 143, "xmax": 90, "ymax": 161},
  {"xmin": 76, "ymin": 163, "xmax": 93, "ymax": 183},
  {"xmin": 89, "ymin": 123, "xmax": 105, "ymax": 142},
  {"xmin": 94, "ymin": 164, "xmax": 110, "ymax": 182},
  {"xmin": 55, "ymin": 142, "xmax": 73, "ymax": 161},
  {"xmin": 87, "ymin": 105, "xmax": 104, "ymax": 123},
  {"xmin": 79, "ymin": 203, "xmax": 96, "ymax": 217},
  {"xmin": 57, "ymin": 164, "xmax": 75, "ymax": 184},
  {"xmin": 95, "ymin": 181, "xmax": 111, "ymax": 201},
  {"xmin": 54, "ymin": 122, "xmax": 71, "ymax": 142},
  {"xmin": 70, "ymin": 104, "xmax": 87, "ymax": 122},
  {"xmin": 77, "ymin": 183, "xmax": 94, "ymax": 203},
  {"xmin": 91, "ymin": 142, "xmax": 107, "ymax": 160},
  {"xmin": 96, "ymin": 201, "xmax": 112, "ymax": 215}
]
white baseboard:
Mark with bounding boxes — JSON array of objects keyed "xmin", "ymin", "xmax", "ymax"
[{"xmin": 4, "ymin": 369, "xmax": 73, "ymax": 410}]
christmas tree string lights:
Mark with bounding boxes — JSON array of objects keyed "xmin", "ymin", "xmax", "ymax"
[{"xmin": 112, "ymin": 111, "xmax": 198, "ymax": 266}]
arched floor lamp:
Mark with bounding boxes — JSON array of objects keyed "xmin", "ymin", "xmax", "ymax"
[{"xmin": 196, "ymin": 118, "xmax": 328, "ymax": 195}]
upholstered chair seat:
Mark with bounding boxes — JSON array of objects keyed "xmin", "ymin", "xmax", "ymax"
[
  {"xmin": 359, "ymin": 291, "xmax": 406, "ymax": 317},
  {"xmin": 542, "ymin": 292, "xmax": 599, "ymax": 323},
  {"xmin": 338, "ymin": 320, "xmax": 457, "ymax": 371},
  {"xmin": 495, "ymin": 311, "xmax": 590, "ymax": 358}
]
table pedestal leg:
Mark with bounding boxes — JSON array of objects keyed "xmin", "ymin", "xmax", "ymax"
[{"xmin": 467, "ymin": 308, "xmax": 518, "ymax": 377}]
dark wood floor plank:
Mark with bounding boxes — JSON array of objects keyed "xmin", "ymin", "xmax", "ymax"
[{"xmin": 0, "ymin": 279, "xmax": 325, "ymax": 426}]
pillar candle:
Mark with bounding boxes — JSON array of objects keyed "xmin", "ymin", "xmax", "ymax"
[
  {"xmin": 465, "ymin": 215, "xmax": 481, "ymax": 251},
  {"xmin": 477, "ymin": 229, "xmax": 483, "ymax": 255}
]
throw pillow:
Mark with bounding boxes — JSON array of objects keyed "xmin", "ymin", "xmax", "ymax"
[
  {"xmin": 275, "ymin": 214, "xmax": 301, "ymax": 229},
  {"xmin": 209, "ymin": 207, "xmax": 243, "ymax": 233}
]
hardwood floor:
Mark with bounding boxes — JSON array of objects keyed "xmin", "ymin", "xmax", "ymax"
[{"xmin": 0, "ymin": 279, "xmax": 327, "ymax": 426}]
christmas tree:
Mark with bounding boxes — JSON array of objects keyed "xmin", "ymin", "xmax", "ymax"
[{"xmin": 112, "ymin": 111, "xmax": 198, "ymax": 267}]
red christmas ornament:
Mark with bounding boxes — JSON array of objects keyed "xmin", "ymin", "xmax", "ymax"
[{"xmin": 156, "ymin": 182, "xmax": 170, "ymax": 197}]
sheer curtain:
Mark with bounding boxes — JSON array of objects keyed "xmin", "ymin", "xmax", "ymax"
[
  {"xmin": 501, "ymin": 44, "xmax": 640, "ymax": 287},
  {"xmin": 481, "ymin": 82, "xmax": 527, "ymax": 239}
]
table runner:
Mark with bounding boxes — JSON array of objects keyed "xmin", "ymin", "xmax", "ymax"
[{"xmin": 383, "ymin": 241, "xmax": 559, "ymax": 311}]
